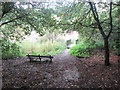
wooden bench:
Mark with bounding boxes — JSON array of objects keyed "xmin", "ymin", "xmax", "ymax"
[{"xmin": 26, "ymin": 54, "xmax": 53, "ymax": 62}]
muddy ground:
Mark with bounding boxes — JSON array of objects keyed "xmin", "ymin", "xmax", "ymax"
[{"xmin": 2, "ymin": 49, "xmax": 120, "ymax": 88}]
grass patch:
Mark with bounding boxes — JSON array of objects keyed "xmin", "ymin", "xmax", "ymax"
[{"xmin": 20, "ymin": 40, "xmax": 66, "ymax": 56}]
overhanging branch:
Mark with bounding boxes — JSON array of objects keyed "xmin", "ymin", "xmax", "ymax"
[
  {"xmin": 89, "ymin": 2, "xmax": 106, "ymax": 38},
  {"xmin": 0, "ymin": 16, "xmax": 23, "ymax": 27},
  {"xmin": 107, "ymin": 2, "xmax": 113, "ymax": 38}
]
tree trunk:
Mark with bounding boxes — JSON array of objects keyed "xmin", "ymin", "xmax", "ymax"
[{"xmin": 104, "ymin": 37, "xmax": 110, "ymax": 66}]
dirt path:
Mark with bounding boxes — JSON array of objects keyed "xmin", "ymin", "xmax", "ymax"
[{"xmin": 2, "ymin": 49, "xmax": 119, "ymax": 88}]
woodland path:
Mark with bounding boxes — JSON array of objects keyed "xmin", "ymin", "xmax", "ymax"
[{"xmin": 2, "ymin": 49, "xmax": 119, "ymax": 88}]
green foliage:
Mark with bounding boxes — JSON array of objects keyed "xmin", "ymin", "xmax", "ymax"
[
  {"xmin": 109, "ymin": 32, "xmax": 120, "ymax": 56},
  {"xmin": 69, "ymin": 43, "xmax": 89, "ymax": 57},
  {"xmin": 1, "ymin": 39, "xmax": 21, "ymax": 60},
  {"xmin": 109, "ymin": 40, "xmax": 120, "ymax": 56},
  {"xmin": 69, "ymin": 40, "xmax": 96, "ymax": 57},
  {"xmin": 94, "ymin": 40, "xmax": 104, "ymax": 49}
]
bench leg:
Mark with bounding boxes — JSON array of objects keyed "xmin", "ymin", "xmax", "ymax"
[
  {"xmin": 29, "ymin": 57, "xmax": 32, "ymax": 62},
  {"xmin": 39, "ymin": 57, "xmax": 41, "ymax": 62},
  {"xmin": 50, "ymin": 58, "xmax": 52, "ymax": 62}
]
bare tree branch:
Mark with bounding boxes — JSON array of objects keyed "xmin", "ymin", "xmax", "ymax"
[
  {"xmin": 89, "ymin": 2, "xmax": 106, "ymax": 38},
  {"xmin": 107, "ymin": 2, "xmax": 113, "ymax": 38},
  {"xmin": 113, "ymin": 2, "xmax": 120, "ymax": 6}
]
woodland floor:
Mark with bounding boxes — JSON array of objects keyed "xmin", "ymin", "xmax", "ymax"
[{"xmin": 2, "ymin": 49, "xmax": 120, "ymax": 89}]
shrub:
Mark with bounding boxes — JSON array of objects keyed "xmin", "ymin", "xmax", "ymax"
[
  {"xmin": 111, "ymin": 40, "xmax": 120, "ymax": 56},
  {"xmin": 94, "ymin": 40, "xmax": 104, "ymax": 49},
  {"xmin": 69, "ymin": 40, "xmax": 96, "ymax": 57},
  {"xmin": 1, "ymin": 39, "xmax": 21, "ymax": 60},
  {"xmin": 69, "ymin": 44, "xmax": 89, "ymax": 57}
]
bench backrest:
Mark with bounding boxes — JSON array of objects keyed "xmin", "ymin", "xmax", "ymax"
[{"xmin": 26, "ymin": 55, "xmax": 53, "ymax": 58}]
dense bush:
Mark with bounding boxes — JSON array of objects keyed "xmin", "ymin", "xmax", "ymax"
[
  {"xmin": 1, "ymin": 39, "xmax": 21, "ymax": 60},
  {"xmin": 69, "ymin": 37, "xmax": 120, "ymax": 58},
  {"xmin": 109, "ymin": 32, "xmax": 120, "ymax": 56},
  {"xmin": 69, "ymin": 43, "xmax": 89, "ymax": 57},
  {"xmin": 115, "ymin": 39, "xmax": 120, "ymax": 56},
  {"xmin": 94, "ymin": 40, "xmax": 104, "ymax": 50},
  {"xmin": 69, "ymin": 40, "xmax": 96, "ymax": 57},
  {"xmin": 109, "ymin": 39, "xmax": 120, "ymax": 56}
]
